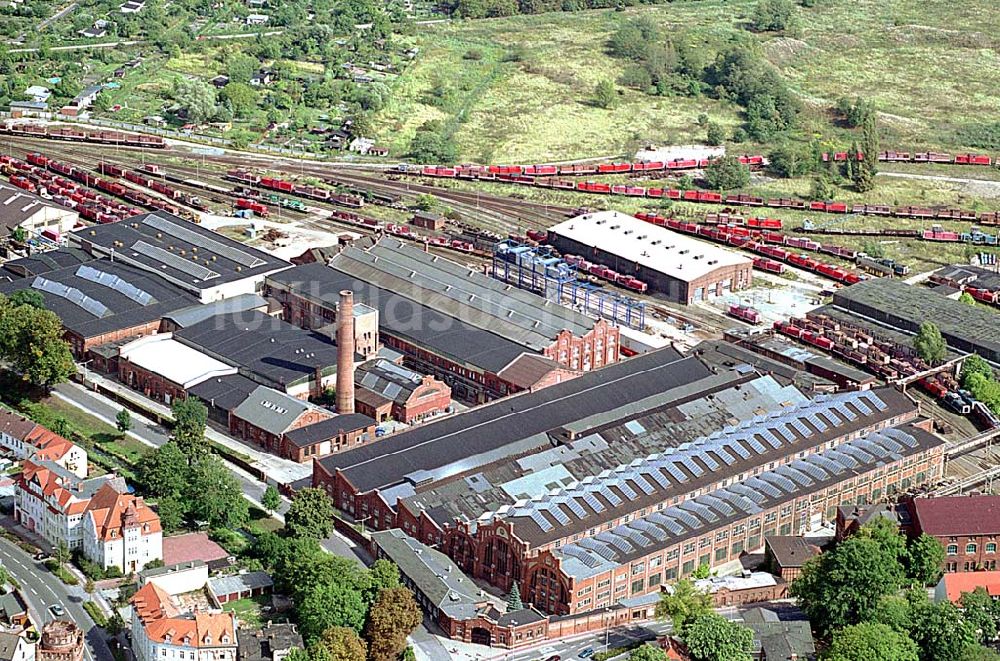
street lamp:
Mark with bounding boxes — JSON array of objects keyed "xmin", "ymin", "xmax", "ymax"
[
  {"xmin": 357, "ymin": 515, "xmax": 371, "ymax": 534},
  {"xmin": 604, "ymin": 608, "xmax": 612, "ymax": 653}
]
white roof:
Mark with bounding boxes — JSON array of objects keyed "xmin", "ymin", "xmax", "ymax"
[
  {"xmin": 549, "ymin": 211, "xmax": 751, "ymax": 283},
  {"xmin": 120, "ymin": 333, "xmax": 237, "ymax": 389}
]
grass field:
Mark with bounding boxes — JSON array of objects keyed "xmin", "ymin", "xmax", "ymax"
[{"xmin": 380, "ymin": 0, "xmax": 1000, "ymax": 162}]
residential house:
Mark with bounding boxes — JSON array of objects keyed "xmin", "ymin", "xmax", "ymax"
[
  {"xmin": 23, "ymin": 87, "xmax": 50, "ymax": 104},
  {"xmin": 245, "ymin": 14, "xmax": 269, "ymax": 25},
  {"xmin": 82, "ymin": 482, "xmax": 163, "ymax": 574},
  {"xmin": 8, "ymin": 102, "xmax": 49, "ymax": 119},
  {"xmin": 0, "ymin": 592, "xmax": 30, "ymax": 630},
  {"xmin": 249, "ymin": 71, "xmax": 273, "ymax": 87},
  {"xmin": 935, "ymin": 570, "xmax": 1000, "ymax": 604},
  {"xmin": 0, "ymin": 631, "xmax": 34, "ymax": 661},
  {"xmin": 131, "ymin": 583, "xmax": 238, "ymax": 661},
  {"xmin": 119, "ymin": 0, "xmax": 145, "ymax": 13},
  {"xmin": 210, "ymin": 75, "xmax": 230, "ymax": 89},
  {"xmin": 0, "ymin": 409, "xmax": 88, "ymax": 477},
  {"xmin": 14, "ymin": 460, "xmax": 140, "ymax": 558}
]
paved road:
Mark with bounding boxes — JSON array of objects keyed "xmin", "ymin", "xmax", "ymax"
[
  {"xmin": 0, "ymin": 536, "xmax": 112, "ymax": 661},
  {"xmin": 52, "ymin": 381, "xmax": 363, "ymax": 561},
  {"xmin": 38, "ymin": 2, "xmax": 77, "ymax": 30}
]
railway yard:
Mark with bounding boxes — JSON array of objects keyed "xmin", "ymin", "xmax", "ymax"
[{"xmin": 3, "ymin": 127, "xmax": 1000, "ymax": 495}]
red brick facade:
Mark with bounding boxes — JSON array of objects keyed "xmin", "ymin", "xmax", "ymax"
[
  {"xmin": 909, "ymin": 495, "xmax": 1000, "ymax": 573},
  {"xmin": 119, "ymin": 358, "xmax": 188, "ymax": 404},
  {"xmin": 314, "ymin": 415, "xmax": 943, "ymax": 616}
]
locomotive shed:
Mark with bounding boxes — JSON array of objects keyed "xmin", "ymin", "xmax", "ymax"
[{"xmin": 547, "ymin": 210, "xmax": 754, "ymax": 305}]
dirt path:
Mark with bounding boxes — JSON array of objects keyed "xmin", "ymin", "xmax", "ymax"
[{"xmin": 877, "ymin": 171, "xmax": 1000, "ymax": 199}]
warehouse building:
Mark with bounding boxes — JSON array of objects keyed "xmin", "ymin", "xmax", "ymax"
[
  {"xmin": 0, "ymin": 181, "xmax": 78, "ymax": 243},
  {"xmin": 0, "ymin": 258, "xmax": 198, "ymax": 357},
  {"xmin": 174, "ymin": 310, "xmax": 353, "ymax": 398},
  {"xmin": 354, "ymin": 358, "xmax": 452, "ymax": 424},
  {"xmin": 118, "ymin": 334, "xmax": 237, "ymax": 404},
  {"xmin": 69, "ymin": 212, "xmax": 290, "ymax": 303},
  {"xmin": 313, "ymin": 344, "xmax": 941, "ymax": 616},
  {"xmin": 546, "ymin": 211, "xmax": 753, "ymax": 304},
  {"xmin": 265, "ymin": 238, "xmax": 617, "ymax": 402},
  {"xmin": 829, "ymin": 278, "xmax": 1000, "ymax": 364}
]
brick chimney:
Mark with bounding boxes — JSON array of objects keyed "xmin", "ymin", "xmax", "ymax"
[{"xmin": 336, "ymin": 290, "xmax": 356, "ymax": 414}]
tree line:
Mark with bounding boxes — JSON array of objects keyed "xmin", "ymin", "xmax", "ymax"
[{"xmin": 0, "ymin": 292, "xmax": 75, "ymax": 388}]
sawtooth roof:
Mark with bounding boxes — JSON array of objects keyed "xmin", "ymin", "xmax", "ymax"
[{"xmin": 555, "ymin": 422, "xmax": 942, "ymax": 578}]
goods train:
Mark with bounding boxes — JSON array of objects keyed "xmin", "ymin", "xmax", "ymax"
[
  {"xmin": 411, "ymin": 167, "xmax": 1000, "ymax": 225},
  {"xmin": 403, "ymin": 155, "xmax": 766, "ymax": 179},
  {"xmin": 560, "ymin": 254, "xmax": 649, "ymax": 292},
  {"xmin": 822, "ymin": 150, "xmax": 994, "ymax": 166},
  {"xmin": 0, "ymin": 122, "xmax": 166, "ymax": 148},
  {"xmin": 633, "ymin": 212, "xmax": 879, "ymax": 283},
  {"xmin": 226, "ymin": 170, "xmax": 364, "ymax": 208}
]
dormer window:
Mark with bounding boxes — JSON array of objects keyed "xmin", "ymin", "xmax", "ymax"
[
  {"xmin": 221, "ymin": 636, "xmax": 230, "ymax": 644},
  {"xmin": 203, "ymin": 635, "xmax": 212, "ymax": 645}
]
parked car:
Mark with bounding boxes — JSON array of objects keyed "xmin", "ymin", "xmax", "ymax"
[
  {"xmin": 579, "ymin": 649, "xmax": 595, "ymax": 659},
  {"xmin": 49, "ymin": 605, "xmax": 64, "ymax": 617}
]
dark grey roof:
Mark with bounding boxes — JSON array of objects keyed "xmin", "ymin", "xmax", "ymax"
[
  {"xmin": 231, "ymin": 386, "xmax": 317, "ymax": 436},
  {"xmin": 371, "ymin": 529, "xmax": 483, "ymax": 620},
  {"xmin": 208, "ymin": 571, "xmax": 273, "ymax": 596},
  {"xmin": 743, "ymin": 608, "xmax": 816, "ymax": 661},
  {"xmin": 163, "ymin": 293, "xmax": 267, "ymax": 328},
  {"xmin": 237, "ymin": 624, "xmax": 303, "ymax": 661},
  {"xmin": 187, "ymin": 374, "xmax": 259, "ymax": 412},
  {"xmin": 267, "ymin": 261, "xmax": 527, "ymax": 373},
  {"xmin": 0, "ymin": 181, "xmax": 66, "ymax": 234},
  {"xmin": 2, "ymin": 248, "xmax": 93, "ymax": 278},
  {"xmin": 934, "ymin": 264, "xmax": 1000, "ymax": 290},
  {"xmin": 328, "ymin": 237, "xmax": 596, "ymax": 348},
  {"xmin": 765, "ymin": 536, "xmax": 819, "ymax": 569},
  {"xmin": 0, "ymin": 257, "xmax": 198, "ymax": 339},
  {"xmin": 317, "ymin": 346, "xmax": 703, "ymax": 493},
  {"xmin": 0, "ymin": 631, "xmax": 23, "ymax": 661},
  {"xmin": 355, "ymin": 358, "xmax": 426, "ymax": 404},
  {"xmin": 832, "ymin": 278, "xmax": 1000, "ymax": 362},
  {"xmin": 175, "ymin": 311, "xmax": 344, "ymax": 389},
  {"xmin": 283, "ymin": 414, "xmax": 375, "ymax": 447},
  {"xmin": 69, "ymin": 212, "xmax": 289, "ymax": 292}
]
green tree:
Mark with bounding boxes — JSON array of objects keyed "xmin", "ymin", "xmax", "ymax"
[
  {"xmin": 655, "ymin": 579, "xmax": 712, "ymax": 632},
  {"xmin": 594, "ymin": 79, "xmax": 617, "ymax": 109},
  {"xmin": 226, "ymin": 52, "xmax": 259, "ymax": 84},
  {"xmin": 769, "ymin": 142, "xmax": 812, "ymax": 177},
  {"xmin": 961, "ymin": 355, "xmax": 993, "ymax": 387},
  {"xmin": 853, "ymin": 113, "xmax": 879, "ymax": 192},
  {"xmin": 705, "ymin": 155, "xmax": 751, "ymax": 190},
  {"xmin": 960, "ymin": 587, "xmax": 999, "ymax": 643},
  {"xmin": 9, "ymin": 227, "xmax": 27, "ymax": 245},
  {"xmin": 791, "ymin": 535, "xmax": 904, "ymax": 634},
  {"xmin": 52, "ymin": 417, "xmax": 70, "ymax": 438},
  {"xmin": 705, "ymin": 122, "xmax": 725, "ymax": 146},
  {"xmin": 810, "ymin": 175, "xmax": 835, "ymax": 201},
  {"xmin": 363, "ymin": 559, "xmax": 400, "ymax": 606},
  {"xmin": 860, "ymin": 239, "xmax": 886, "ymax": 259},
  {"xmin": 261, "ymin": 485, "xmax": 281, "ymax": 514},
  {"xmin": 298, "ymin": 581, "xmax": 368, "ymax": 641},
  {"xmin": 171, "ymin": 397, "xmax": 208, "ymax": 461},
  {"xmin": 409, "ymin": 121, "xmax": 457, "ymax": 164},
  {"xmin": 913, "ymin": 322, "xmax": 947, "ymax": 365},
  {"xmin": 909, "ymin": 600, "xmax": 979, "ymax": 661},
  {"xmin": 751, "ymin": 0, "xmax": 796, "ymax": 31},
  {"xmin": 138, "ymin": 442, "xmax": 189, "ymax": 498},
  {"xmin": 221, "ymin": 82, "xmax": 258, "ymax": 118},
  {"xmin": 608, "ymin": 17, "xmax": 659, "ymax": 60},
  {"xmin": 506, "ymin": 582, "xmax": 523, "ymax": 612},
  {"xmin": 857, "ymin": 518, "xmax": 907, "ymax": 565},
  {"xmin": 906, "ymin": 534, "xmax": 945, "ymax": 586},
  {"xmin": 824, "ymin": 622, "xmax": 919, "ymax": 661},
  {"xmin": 692, "ymin": 563, "xmax": 711, "ymax": 580},
  {"xmin": 684, "ymin": 613, "xmax": 753, "ymax": 661},
  {"xmin": 8, "ymin": 289, "xmax": 43, "ymax": 308},
  {"xmin": 0, "ymin": 565, "xmax": 9, "ymax": 592},
  {"xmin": 171, "ymin": 77, "xmax": 217, "ymax": 123},
  {"xmin": 285, "ymin": 487, "xmax": 334, "ymax": 540},
  {"xmin": 156, "ymin": 495, "xmax": 186, "ymax": 532},
  {"xmin": 55, "ymin": 541, "xmax": 70, "ymax": 567},
  {"xmin": 363, "ymin": 587, "xmax": 422, "ymax": 661},
  {"xmin": 960, "ymin": 292, "xmax": 977, "ymax": 306},
  {"xmin": 186, "ymin": 456, "xmax": 248, "ymax": 529},
  {"xmin": 628, "ymin": 644, "xmax": 667, "ymax": 661},
  {"xmin": 0, "ymin": 296, "xmax": 75, "ymax": 388},
  {"xmin": 116, "ymin": 408, "xmax": 132, "ymax": 435},
  {"xmin": 107, "ymin": 611, "xmax": 125, "ymax": 637},
  {"xmin": 310, "ymin": 626, "xmax": 366, "ymax": 661}
]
